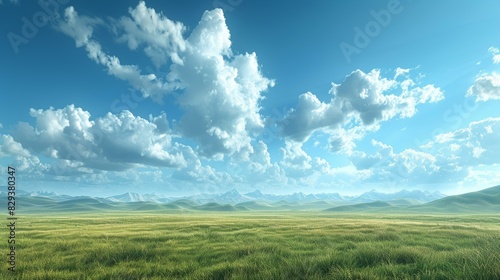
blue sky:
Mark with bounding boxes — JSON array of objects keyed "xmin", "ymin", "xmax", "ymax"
[{"xmin": 0, "ymin": 0, "xmax": 499, "ymax": 196}]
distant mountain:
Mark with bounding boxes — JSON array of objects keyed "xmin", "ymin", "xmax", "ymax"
[
  {"xmin": 7, "ymin": 185, "xmax": 500, "ymax": 213},
  {"xmin": 244, "ymin": 190, "xmax": 267, "ymax": 200},
  {"xmin": 217, "ymin": 188, "xmax": 252, "ymax": 204},
  {"xmin": 314, "ymin": 193, "xmax": 344, "ymax": 201},
  {"xmin": 1, "ymin": 188, "xmax": 444, "ymax": 205},
  {"xmin": 234, "ymin": 190, "xmax": 344, "ymax": 203},
  {"xmin": 235, "ymin": 201, "xmax": 275, "ymax": 211},
  {"xmin": 412, "ymin": 185, "xmax": 500, "ymax": 213},
  {"xmin": 13, "ymin": 189, "xmax": 30, "ymax": 196},
  {"xmin": 352, "ymin": 189, "xmax": 445, "ymax": 203},
  {"xmin": 194, "ymin": 202, "xmax": 248, "ymax": 211},
  {"xmin": 107, "ymin": 192, "xmax": 147, "ymax": 203}
]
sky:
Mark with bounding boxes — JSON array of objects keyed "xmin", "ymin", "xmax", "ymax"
[{"xmin": 0, "ymin": 0, "xmax": 499, "ymax": 197}]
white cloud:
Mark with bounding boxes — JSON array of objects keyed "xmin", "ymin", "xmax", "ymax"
[
  {"xmin": 58, "ymin": 5, "xmax": 274, "ymax": 159},
  {"xmin": 350, "ymin": 139, "xmax": 467, "ymax": 186},
  {"xmin": 115, "ymin": 1, "xmax": 187, "ymax": 66},
  {"xmin": 171, "ymin": 144, "xmax": 232, "ymax": 184},
  {"xmin": 328, "ymin": 126, "xmax": 369, "ymax": 155},
  {"xmin": 11, "ymin": 105, "xmax": 187, "ymax": 172},
  {"xmin": 279, "ymin": 141, "xmax": 314, "ymax": 178},
  {"xmin": 170, "ymin": 9, "xmax": 274, "ymax": 159},
  {"xmin": 394, "ymin": 67, "xmax": 411, "ymax": 79},
  {"xmin": 279, "ymin": 69, "xmax": 444, "ymax": 142},
  {"xmin": 461, "ymin": 164, "xmax": 500, "ymax": 193},
  {"xmin": 245, "ymin": 141, "xmax": 284, "ymax": 183},
  {"xmin": 466, "ymin": 72, "xmax": 500, "ymax": 102},
  {"xmin": 426, "ymin": 117, "xmax": 500, "ymax": 166},
  {"xmin": 278, "ymin": 141, "xmax": 334, "ymax": 180},
  {"xmin": 1, "ymin": 134, "xmax": 33, "ymax": 159},
  {"xmin": 57, "ymin": 6, "xmax": 102, "ymax": 47},
  {"xmin": 279, "ymin": 91, "xmax": 344, "ymax": 142},
  {"xmin": 0, "ymin": 135, "xmax": 47, "ymax": 172},
  {"xmin": 466, "ymin": 47, "xmax": 500, "ymax": 102},
  {"xmin": 488, "ymin": 47, "xmax": 500, "ymax": 64},
  {"xmin": 351, "ymin": 117, "xmax": 500, "ymax": 187},
  {"xmin": 57, "ymin": 7, "xmax": 176, "ymax": 102}
]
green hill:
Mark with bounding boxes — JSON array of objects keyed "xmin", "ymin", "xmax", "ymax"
[
  {"xmin": 194, "ymin": 202, "xmax": 246, "ymax": 211},
  {"xmin": 51, "ymin": 198, "xmax": 118, "ymax": 212},
  {"xmin": 132, "ymin": 201, "xmax": 180, "ymax": 211},
  {"xmin": 413, "ymin": 185, "xmax": 500, "ymax": 213},
  {"xmin": 167, "ymin": 199, "xmax": 199, "ymax": 209},
  {"xmin": 235, "ymin": 201, "xmax": 275, "ymax": 210},
  {"xmin": 324, "ymin": 201, "xmax": 395, "ymax": 212},
  {"xmin": 386, "ymin": 198, "xmax": 422, "ymax": 206},
  {"xmin": 17, "ymin": 196, "xmax": 58, "ymax": 213}
]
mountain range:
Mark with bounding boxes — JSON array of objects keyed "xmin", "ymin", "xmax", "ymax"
[
  {"xmin": 2, "ymin": 186, "xmax": 499, "ymax": 213},
  {"xmin": 3, "ymin": 188, "xmax": 444, "ymax": 204}
]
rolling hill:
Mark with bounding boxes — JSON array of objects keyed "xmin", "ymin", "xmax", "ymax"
[
  {"xmin": 411, "ymin": 185, "xmax": 500, "ymax": 213},
  {"xmin": 193, "ymin": 202, "xmax": 248, "ymax": 211},
  {"xmin": 234, "ymin": 201, "xmax": 276, "ymax": 211},
  {"xmin": 324, "ymin": 201, "xmax": 396, "ymax": 212},
  {"xmin": 7, "ymin": 185, "xmax": 500, "ymax": 213}
]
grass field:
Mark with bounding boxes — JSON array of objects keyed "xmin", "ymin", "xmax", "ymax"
[{"xmin": 4, "ymin": 212, "xmax": 500, "ymax": 279}]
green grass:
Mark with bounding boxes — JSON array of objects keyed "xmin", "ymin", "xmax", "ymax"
[{"xmin": 3, "ymin": 212, "xmax": 500, "ymax": 279}]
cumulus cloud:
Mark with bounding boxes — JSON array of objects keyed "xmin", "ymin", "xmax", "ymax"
[
  {"xmin": 278, "ymin": 141, "xmax": 335, "ymax": 180},
  {"xmin": 57, "ymin": 6, "xmax": 176, "ymax": 102},
  {"xmin": 0, "ymin": 135, "xmax": 47, "ymax": 172},
  {"xmin": 279, "ymin": 141, "xmax": 314, "ymax": 178},
  {"xmin": 466, "ymin": 47, "xmax": 500, "ymax": 102},
  {"xmin": 171, "ymin": 144, "xmax": 232, "ymax": 183},
  {"xmin": 351, "ymin": 117, "xmax": 500, "ymax": 187},
  {"xmin": 170, "ymin": 9, "xmax": 274, "ymax": 159},
  {"xmin": 425, "ymin": 117, "xmax": 500, "ymax": 166},
  {"xmin": 328, "ymin": 125, "xmax": 373, "ymax": 155},
  {"xmin": 245, "ymin": 141, "xmax": 284, "ymax": 183},
  {"xmin": 114, "ymin": 1, "xmax": 187, "ymax": 66},
  {"xmin": 11, "ymin": 105, "xmax": 187, "ymax": 172},
  {"xmin": 58, "ymin": 4, "xmax": 274, "ymax": 159},
  {"xmin": 350, "ymin": 139, "xmax": 467, "ymax": 185},
  {"xmin": 1, "ymin": 134, "xmax": 34, "ymax": 159},
  {"xmin": 466, "ymin": 73, "xmax": 500, "ymax": 102},
  {"xmin": 279, "ymin": 69, "xmax": 444, "ymax": 143},
  {"xmin": 279, "ymin": 92, "xmax": 344, "ymax": 142}
]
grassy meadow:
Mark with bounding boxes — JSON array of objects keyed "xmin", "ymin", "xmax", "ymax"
[{"xmin": 4, "ymin": 212, "xmax": 500, "ymax": 279}]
